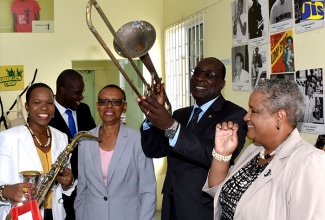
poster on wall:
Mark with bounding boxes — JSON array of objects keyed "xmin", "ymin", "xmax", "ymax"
[
  {"xmin": 270, "ymin": 72, "xmax": 294, "ymax": 80},
  {"xmin": 0, "ymin": 0, "xmax": 54, "ymax": 33},
  {"xmin": 248, "ymin": 0, "xmax": 269, "ymax": 46},
  {"xmin": 249, "ymin": 44, "xmax": 269, "ymax": 90},
  {"xmin": 232, "ymin": 0, "xmax": 248, "ymax": 46},
  {"xmin": 270, "ymin": 30, "xmax": 294, "ymax": 74},
  {"xmin": 269, "ymin": 0, "xmax": 293, "ymax": 33},
  {"xmin": 295, "ymin": 0, "xmax": 324, "ymax": 33},
  {"xmin": 232, "ymin": 45, "xmax": 250, "ymax": 91},
  {"xmin": 0, "ymin": 65, "xmax": 25, "ymax": 91},
  {"xmin": 297, "ymin": 68, "xmax": 325, "ymax": 134}
]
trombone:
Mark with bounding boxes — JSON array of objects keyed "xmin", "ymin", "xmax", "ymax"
[{"xmin": 86, "ymin": 0, "xmax": 172, "ymax": 114}]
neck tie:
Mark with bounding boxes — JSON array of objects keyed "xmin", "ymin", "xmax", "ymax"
[
  {"xmin": 187, "ymin": 107, "xmax": 202, "ymax": 130},
  {"xmin": 65, "ymin": 109, "xmax": 77, "ymax": 137}
]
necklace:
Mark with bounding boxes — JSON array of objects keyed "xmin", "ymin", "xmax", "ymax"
[
  {"xmin": 259, "ymin": 147, "xmax": 277, "ymax": 159},
  {"xmin": 26, "ymin": 124, "xmax": 51, "ymax": 148}
]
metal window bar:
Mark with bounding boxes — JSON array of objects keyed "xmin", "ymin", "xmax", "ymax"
[{"xmin": 164, "ymin": 11, "xmax": 204, "ymax": 111}]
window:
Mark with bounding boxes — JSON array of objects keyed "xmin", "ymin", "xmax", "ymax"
[{"xmin": 164, "ymin": 11, "xmax": 204, "ymax": 111}]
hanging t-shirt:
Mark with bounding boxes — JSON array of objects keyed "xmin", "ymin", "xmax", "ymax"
[{"xmin": 11, "ymin": 0, "xmax": 41, "ymax": 32}]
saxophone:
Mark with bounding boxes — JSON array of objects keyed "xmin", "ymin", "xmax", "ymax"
[
  {"xmin": 6, "ymin": 132, "xmax": 100, "ymax": 220},
  {"xmin": 34, "ymin": 131, "xmax": 100, "ymax": 207}
]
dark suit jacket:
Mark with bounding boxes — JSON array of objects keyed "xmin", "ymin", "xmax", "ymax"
[
  {"xmin": 141, "ymin": 95, "xmax": 247, "ymax": 220},
  {"xmin": 49, "ymin": 103, "xmax": 96, "ymax": 179}
]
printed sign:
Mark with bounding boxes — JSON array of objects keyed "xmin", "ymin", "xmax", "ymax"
[{"xmin": 0, "ymin": 65, "xmax": 24, "ymax": 91}]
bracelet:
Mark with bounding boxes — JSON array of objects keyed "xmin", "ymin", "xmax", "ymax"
[
  {"xmin": 212, "ymin": 149, "xmax": 232, "ymax": 162},
  {"xmin": 0, "ymin": 184, "xmax": 11, "ymax": 203}
]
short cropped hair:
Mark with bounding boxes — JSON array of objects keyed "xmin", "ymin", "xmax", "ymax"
[
  {"xmin": 254, "ymin": 79, "xmax": 304, "ymax": 127},
  {"xmin": 26, "ymin": 83, "xmax": 54, "ymax": 103},
  {"xmin": 98, "ymin": 84, "xmax": 126, "ymax": 101}
]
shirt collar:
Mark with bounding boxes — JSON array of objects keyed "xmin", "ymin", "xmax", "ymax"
[
  {"xmin": 54, "ymin": 97, "xmax": 75, "ymax": 116},
  {"xmin": 193, "ymin": 96, "xmax": 219, "ymax": 113}
]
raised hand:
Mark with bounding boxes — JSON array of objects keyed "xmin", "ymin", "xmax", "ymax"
[{"xmin": 214, "ymin": 121, "xmax": 239, "ymax": 156}]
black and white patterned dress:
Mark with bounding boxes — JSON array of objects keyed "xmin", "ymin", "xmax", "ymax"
[{"xmin": 219, "ymin": 153, "xmax": 269, "ymax": 220}]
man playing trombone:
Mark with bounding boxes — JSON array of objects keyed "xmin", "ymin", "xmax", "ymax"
[{"xmin": 136, "ymin": 57, "xmax": 248, "ymax": 220}]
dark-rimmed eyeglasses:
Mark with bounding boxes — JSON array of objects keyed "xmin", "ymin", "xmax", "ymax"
[
  {"xmin": 98, "ymin": 99, "xmax": 126, "ymax": 106},
  {"xmin": 191, "ymin": 68, "xmax": 221, "ymax": 79}
]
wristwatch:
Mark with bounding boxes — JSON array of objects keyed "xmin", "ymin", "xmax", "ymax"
[
  {"xmin": 164, "ymin": 120, "xmax": 179, "ymax": 139},
  {"xmin": 0, "ymin": 184, "xmax": 10, "ymax": 203}
]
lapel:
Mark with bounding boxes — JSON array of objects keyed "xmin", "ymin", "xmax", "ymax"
[
  {"xmin": 234, "ymin": 129, "xmax": 302, "ymax": 217},
  {"xmin": 76, "ymin": 105, "xmax": 84, "ymax": 130},
  {"xmin": 177, "ymin": 107, "xmax": 192, "ymax": 126},
  {"xmin": 52, "ymin": 106, "xmax": 73, "ymax": 140},
  {"xmin": 50, "ymin": 127, "xmax": 66, "ymax": 162},
  {"xmin": 89, "ymin": 125, "xmax": 107, "ymax": 188},
  {"xmin": 88, "ymin": 124, "xmax": 129, "ymax": 191},
  {"xmin": 234, "ymin": 155, "xmax": 285, "ymax": 216},
  {"xmin": 20, "ymin": 126, "xmax": 67, "ymax": 172},
  {"xmin": 106, "ymin": 123, "xmax": 128, "ymax": 187},
  {"xmin": 19, "ymin": 126, "xmax": 43, "ymax": 171}
]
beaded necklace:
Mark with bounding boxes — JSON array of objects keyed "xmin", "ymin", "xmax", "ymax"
[
  {"xmin": 259, "ymin": 147, "xmax": 277, "ymax": 159},
  {"xmin": 26, "ymin": 124, "xmax": 51, "ymax": 148}
]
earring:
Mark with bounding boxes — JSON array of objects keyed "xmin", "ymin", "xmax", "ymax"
[{"xmin": 276, "ymin": 125, "xmax": 280, "ymax": 130}]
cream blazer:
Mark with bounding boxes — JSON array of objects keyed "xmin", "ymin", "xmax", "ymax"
[
  {"xmin": 203, "ymin": 129, "xmax": 325, "ymax": 220},
  {"xmin": 0, "ymin": 125, "xmax": 76, "ymax": 220}
]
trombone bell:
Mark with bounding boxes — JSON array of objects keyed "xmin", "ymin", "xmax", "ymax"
[{"xmin": 113, "ymin": 21, "xmax": 156, "ymax": 58}]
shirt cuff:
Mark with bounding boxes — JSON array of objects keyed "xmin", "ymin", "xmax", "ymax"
[{"xmin": 142, "ymin": 120, "xmax": 153, "ymax": 130}]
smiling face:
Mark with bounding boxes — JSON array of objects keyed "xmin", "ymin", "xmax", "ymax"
[
  {"xmin": 190, "ymin": 58, "xmax": 225, "ymax": 106},
  {"xmin": 25, "ymin": 87, "xmax": 55, "ymax": 128},
  {"xmin": 96, "ymin": 87, "xmax": 127, "ymax": 125},
  {"xmin": 243, "ymin": 91, "xmax": 278, "ymax": 145},
  {"xmin": 59, "ymin": 76, "xmax": 84, "ymax": 110}
]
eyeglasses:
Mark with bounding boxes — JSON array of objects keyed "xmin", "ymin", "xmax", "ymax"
[
  {"xmin": 191, "ymin": 68, "xmax": 221, "ymax": 79},
  {"xmin": 98, "ymin": 99, "xmax": 126, "ymax": 106}
]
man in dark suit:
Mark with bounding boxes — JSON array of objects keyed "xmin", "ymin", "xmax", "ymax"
[
  {"xmin": 136, "ymin": 57, "xmax": 247, "ymax": 220},
  {"xmin": 49, "ymin": 69, "xmax": 96, "ymax": 220}
]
